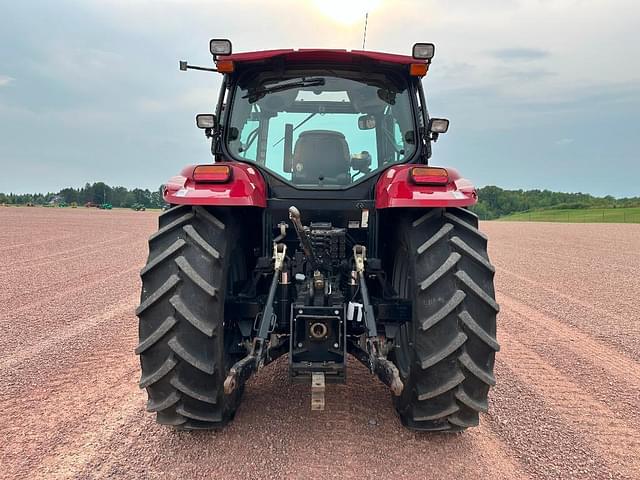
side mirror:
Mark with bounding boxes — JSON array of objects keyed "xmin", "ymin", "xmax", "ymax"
[
  {"xmin": 358, "ymin": 114, "xmax": 376, "ymax": 130},
  {"xmin": 429, "ymin": 118, "xmax": 449, "ymax": 134},
  {"xmin": 351, "ymin": 151, "xmax": 372, "ymax": 173},
  {"xmin": 404, "ymin": 131, "xmax": 416, "ymax": 145},
  {"xmin": 196, "ymin": 114, "xmax": 216, "ymax": 129},
  {"xmin": 228, "ymin": 127, "xmax": 239, "ymax": 141}
]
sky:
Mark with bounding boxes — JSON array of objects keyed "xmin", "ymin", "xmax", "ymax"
[{"xmin": 1, "ymin": 0, "xmax": 639, "ymax": 196}]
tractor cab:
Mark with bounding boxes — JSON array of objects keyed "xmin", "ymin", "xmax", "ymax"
[{"xmin": 189, "ymin": 42, "xmax": 449, "ymax": 190}]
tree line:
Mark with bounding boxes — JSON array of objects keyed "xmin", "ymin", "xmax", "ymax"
[
  {"xmin": 2, "ymin": 182, "xmax": 639, "ymax": 218},
  {"xmin": 471, "ymin": 186, "xmax": 640, "ymax": 220},
  {"xmin": 0, "ymin": 182, "xmax": 166, "ymax": 209}
]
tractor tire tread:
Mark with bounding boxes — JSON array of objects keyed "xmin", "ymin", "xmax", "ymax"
[
  {"xmin": 135, "ymin": 274, "xmax": 180, "ymax": 316},
  {"xmin": 135, "ymin": 315, "xmax": 177, "ymax": 354},
  {"xmin": 169, "ymin": 295, "xmax": 215, "ymax": 337},
  {"xmin": 418, "ymin": 252, "xmax": 461, "ymax": 291},
  {"xmin": 140, "ymin": 239, "xmax": 186, "ymax": 277},
  {"xmin": 420, "ymin": 289, "xmax": 465, "ymax": 331},
  {"xmin": 137, "ymin": 205, "xmax": 239, "ymax": 430},
  {"xmin": 139, "ymin": 354, "xmax": 177, "ymax": 389},
  {"xmin": 148, "ymin": 212, "xmax": 194, "ymax": 242},
  {"xmin": 174, "ymin": 255, "xmax": 217, "ymax": 297},
  {"xmin": 146, "ymin": 390, "xmax": 181, "ymax": 412},
  {"xmin": 394, "ymin": 207, "xmax": 498, "ymax": 432}
]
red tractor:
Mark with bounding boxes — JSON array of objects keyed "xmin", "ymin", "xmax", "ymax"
[{"xmin": 136, "ymin": 40, "xmax": 499, "ymax": 432}]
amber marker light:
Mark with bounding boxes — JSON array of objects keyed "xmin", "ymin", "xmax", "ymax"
[
  {"xmin": 410, "ymin": 167, "xmax": 449, "ymax": 185},
  {"xmin": 193, "ymin": 165, "xmax": 232, "ymax": 183},
  {"xmin": 409, "ymin": 63, "xmax": 428, "ymax": 76},
  {"xmin": 216, "ymin": 60, "xmax": 234, "ymax": 73}
]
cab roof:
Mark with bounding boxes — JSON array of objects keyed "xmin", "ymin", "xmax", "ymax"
[{"xmin": 218, "ymin": 49, "xmax": 422, "ymax": 66}]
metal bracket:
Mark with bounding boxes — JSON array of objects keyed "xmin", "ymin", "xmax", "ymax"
[
  {"xmin": 289, "ymin": 206, "xmax": 320, "ymax": 271},
  {"xmin": 273, "ymin": 242, "xmax": 287, "ymax": 271},
  {"xmin": 353, "ymin": 245, "xmax": 377, "ymax": 338},
  {"xmin": 347, "ymin": 339, "xmax": 404, "ymax": 396},
  {"xmin": 224, "ymin": 351, "xmax": 255, "ymax": 395},
  {"xmin": 311, "ymin": 372, "xmax": 325, "ymax": 411},
  {"xmin": 353, "ymin": 245, "xmax": 366, "ymax": 274}
]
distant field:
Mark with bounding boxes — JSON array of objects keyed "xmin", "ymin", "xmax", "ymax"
[{"xmin": 500, "ymin": 206, "xmax": 640, "ymax": 223}]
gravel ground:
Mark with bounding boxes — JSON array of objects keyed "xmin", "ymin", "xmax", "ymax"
[{"xmin": 1, "ymin": 207, "xmax": 639, "ymax": 480}]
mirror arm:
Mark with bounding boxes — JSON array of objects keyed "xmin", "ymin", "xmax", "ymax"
[
  {"xmin": 211, "ymin": 127, "xmax": 224, "ymax": 158},
  {"xmin": 420, "ymin": 128, "xmax": 432, "ymax": 161},
  {"xmin": 180, "ymin": 61, "xmax": 218, "ymax": 73}
]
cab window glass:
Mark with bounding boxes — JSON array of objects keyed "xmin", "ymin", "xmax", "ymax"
[{"xmin": 228, "ymin": 74, "xmax": 416, "ymax": 187}]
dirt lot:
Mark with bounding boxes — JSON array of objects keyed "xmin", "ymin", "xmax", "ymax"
[{"xmin": 1, "ymin": 207, "xmax": 639, "ymax": 480}]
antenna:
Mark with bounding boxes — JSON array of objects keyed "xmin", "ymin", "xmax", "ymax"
[{"xmin": 362, "ymin": 12, "xmax": 369, "ymax": 49}]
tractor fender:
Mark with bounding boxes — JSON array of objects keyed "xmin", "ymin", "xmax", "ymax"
[
  {"xmin": 375, "ymin": 165, "xmax": 477, "ymax": 209},
  {"xmin": 163, "ymin": 162, "xmax": 267, "ymax": 207}
]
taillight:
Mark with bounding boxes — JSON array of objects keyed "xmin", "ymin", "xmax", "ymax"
[
  {"xmin": 193, "ymin": 165, "xmax": 232, "ymax": 183},
  {"xmin": 410, "ymin": 167, "xmax": 449, "ymax": 185}
]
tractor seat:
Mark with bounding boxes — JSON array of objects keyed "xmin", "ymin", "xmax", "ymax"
[{"xmin": 292, "ymin": 130, "xmax": 351, "ymax": 185}]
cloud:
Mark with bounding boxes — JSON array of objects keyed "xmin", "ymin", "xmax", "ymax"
[
  {"xmin": 0, "ymin": 75, "xmax": 14, "ymax": 87},
  {"xmin": 512, "ymin": 81, "xmax": 640, "ymax": 111},
  {"xmin": 555, "ymin": 138, "xmax": 575, "ymax": 146},
  {"xmin": 496, "ymin": 67, "xmax": 556, "ymax": 81},
  {"xmin": 135, "ymin": 88, "xmax": 213, "ymax": 113},
  {"xmin": 32, "ymin": 47, "xmax": 126, "ymax": 90},
  {"xmin": 490, "ymin": 48, "xmax": 550, "ymax": 61}
]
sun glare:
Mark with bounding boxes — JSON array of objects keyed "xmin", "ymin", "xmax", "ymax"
[{"xmin": 311, "ymin": 0, "xmax": 383, "ymax": 26}]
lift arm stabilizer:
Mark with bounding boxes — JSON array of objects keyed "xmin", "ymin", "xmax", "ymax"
[
  {"xmin": 224, "ymin": 243, "xmax": 287, "ymax": 395},
  {"xmin": 352, "ymin": 246, "xmax": 404, "ymax": 396}
]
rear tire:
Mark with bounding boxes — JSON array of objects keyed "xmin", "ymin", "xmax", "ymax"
[
  {"xmin": 136, "ymin": 205, "xmax": 245, "ymax": 429},
  {"xmin": 390, "ymin": 207, "xmax": 499, "ymax": 431}
]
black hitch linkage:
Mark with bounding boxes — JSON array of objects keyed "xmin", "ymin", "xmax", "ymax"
[
  {"xmin": 351, "ymin": 245, "xmax": 403, "ymax": 396},
  {"xmin": 224, "ymin": 243, "xmax": 287, "ymax": 394}
]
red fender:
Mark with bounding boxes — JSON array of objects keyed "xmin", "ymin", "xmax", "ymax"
[
  {"xmin": 164, "ymin": 162, "xmax": 267, "ymax": 207},
  {"xmin": 375, "ymin": 165, "xmax": 478, "ymax": 209}
]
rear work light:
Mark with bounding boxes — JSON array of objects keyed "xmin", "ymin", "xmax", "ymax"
[
  {"xmin": 209, "ymin": 39, "xmax": 232, "ymax": 56},
  {"xmin": 410, "ymin": 167, "xmax": 449, "ymax": 185},
  {"xmin": 412, "ymin": 43, "xmax": 435, "ymax": 61},
  {"xmin": 193, "ymin": 165, "xmax": 232, "ymax": 183}
]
